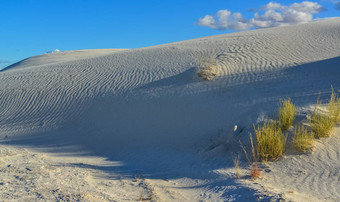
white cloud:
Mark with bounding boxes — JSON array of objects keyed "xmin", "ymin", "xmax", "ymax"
[
  {"xmin": 198, "ymin": 15, "xmax": 217, "ymax": 28},
  {"xmin": 262, "ymin": 2, "xmax": 283, "ymax": 10},
  {"xmin": 197, "ymin": 1, "xmax": 326, "ymax": 31},
  {"xmin": 290, "ymin": 1, "xmax": 326, "ymax": 13},
  {"xmin": 198, "ymin": 9, "xmax": 252, "ymax": 31}
]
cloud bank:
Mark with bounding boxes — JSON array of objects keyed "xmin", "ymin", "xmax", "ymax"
[{"xmin": 198, "ymin": 1, "xmax": 326, "ymax": 31}]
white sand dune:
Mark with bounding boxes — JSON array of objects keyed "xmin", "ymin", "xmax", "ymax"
[{"xmin": 0, "ymin": 18, "xmax": 339, "ymax": 201}]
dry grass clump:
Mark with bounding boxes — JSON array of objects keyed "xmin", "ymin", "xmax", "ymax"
[
  {"xmin": 293, "ymin": 125, "xmax": 314, "ymax": 153},
  {"xmin": 196, "ymin": 53, "xmax": 220, "ymax": 81},
  {"xmin": 255, "ymin": 121, "xmax": 287, "ymax": 162},
  {"xmin": 241, "ymin": 134, "xmax": 261, "ymax": 180},
  {"xmin": 279, "ymin": 99, "xmax": 297, "ymax": 130},
  {"xmin": 249, "ymin": 136, "xmax": 261, "ymax": 180},
  {"xmin": 329, "ymin": 88, "xmax": 340, "ymax": 124},
  {"xmin": 250, "ymin": 164, "xmax": 261, "ymax": 180}
]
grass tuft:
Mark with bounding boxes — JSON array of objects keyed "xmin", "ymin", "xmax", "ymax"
[
  {"xmin": 329, "ymin": 88, "xmax": 340, "ymax": 124},
  {"xmin": 254, "ymin": 121, "xmax": 287, "ymax": 162},
  {"xmin": 310, "ymin": 96, "xmax": 335, "ymax": 138},
  {"xmin": 310, "ymin": 110, "xmax": 334, "ymax": 138},
  {"xmin": 279, "ymin": 98, "xmax": 297, "ymax": 131},
  {"xmin": 293, "ymin": 125, "xmax": 314, "ymax": 153}
]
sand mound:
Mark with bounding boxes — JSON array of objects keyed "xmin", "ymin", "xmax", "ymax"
[{"xmin": 0, "ymin": 18, "xmax": 339, "ymax": 201}]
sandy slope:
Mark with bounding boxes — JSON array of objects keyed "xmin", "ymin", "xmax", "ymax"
[
  {"xmin": 0, "ymin": 18, "xmax": 339, "ymax": 201},
  {"xmin": 258, "ymin": 127, "xmax": 340, "ymax": 201}
]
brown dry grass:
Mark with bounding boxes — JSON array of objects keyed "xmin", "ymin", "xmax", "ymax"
[{"xmin": 241, "ymin": 134, "xmax": 261, "ymax": 180}]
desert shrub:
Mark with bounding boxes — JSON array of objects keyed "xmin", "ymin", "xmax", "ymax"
[
  {"xmin": 254, "ymin": 121, "xmax": 287, "ymax": 162},
  {"xmin": 279, "ymin": 98, "xmax": 297, "ymax": 130},
  {"xmin": 329, "ymin": 88, "xmax": 340, "ymax": 124},
  {"xmin": 195, "ymin": 53, "xmax": 219, "ymax": 80},
  {"xmin": 310, "ymin": 108, "xmax": 334, "ymax": 138},
  {"xmin": 293, "ymin": 125, "xmax": 314, "ymax": 153}
]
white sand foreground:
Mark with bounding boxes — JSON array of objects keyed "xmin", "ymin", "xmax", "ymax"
[{"xmin": 0, "ymin": 18, "xmax": 339, "ymax": 201}]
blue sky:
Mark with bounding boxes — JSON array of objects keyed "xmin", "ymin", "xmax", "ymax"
[{"xmin": 0, "ymin": 0, "xmax": 339, "ymax": 68}]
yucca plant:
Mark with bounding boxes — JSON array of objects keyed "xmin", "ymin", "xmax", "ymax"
[
  {"xmin": 293, "ymin": 125, "xmax": 314, "ymax": 153},
  {"xmin": 254, "ymin": 121, "xmax": 287, "ymax": 162},
  {"xmin": 279, "ymin": 98, "xmax": 297, "ymax": 131}
]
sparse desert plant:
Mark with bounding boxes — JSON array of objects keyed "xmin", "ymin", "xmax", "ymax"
[
  {"xmin": 250, "ymin": 163, "xmax": 261, "ymax": 180},
  {"xmin": 329, "ymin": 88, "xmax": 340, "ymax": 124},
  {"xmin": 195, "ymin": 53, "xmax": 220, "ymax": 80},
  {"xmin": 240, "ymin": 134, "xmax": 261, "ymax": 180},
  {"xmin": 293, "ymin": 125, "xmax": 314, "ymax": 153},
  {"xmin": 232, "ymin": 154, "xmax": 240, "ymax": 179},
  {"xmin": 240, "ymin": 134, "xmax": 258, "ymax": 165},
  {"xmin": 254, "ymin": 121, "xmax": 287, "ymax": 162},
  {"xmin": 279, "ymin": 98, "xmax": 297, "ymax": 130}
]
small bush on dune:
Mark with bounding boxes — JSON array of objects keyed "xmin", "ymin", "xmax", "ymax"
[
  {"xmin": 255, "ymin": 121, "xmax": 287, "ymax": 162},
  {"xmin": 196, "ymin": 54, "xmax": 219, "ymax": 81},
  {"xmin": 279, "ymin": 99, "xmax": 297, "ymax": 131},
  {"xmin": 293, "ymin": 125, "xmax": 314, "ymax": 153}
]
